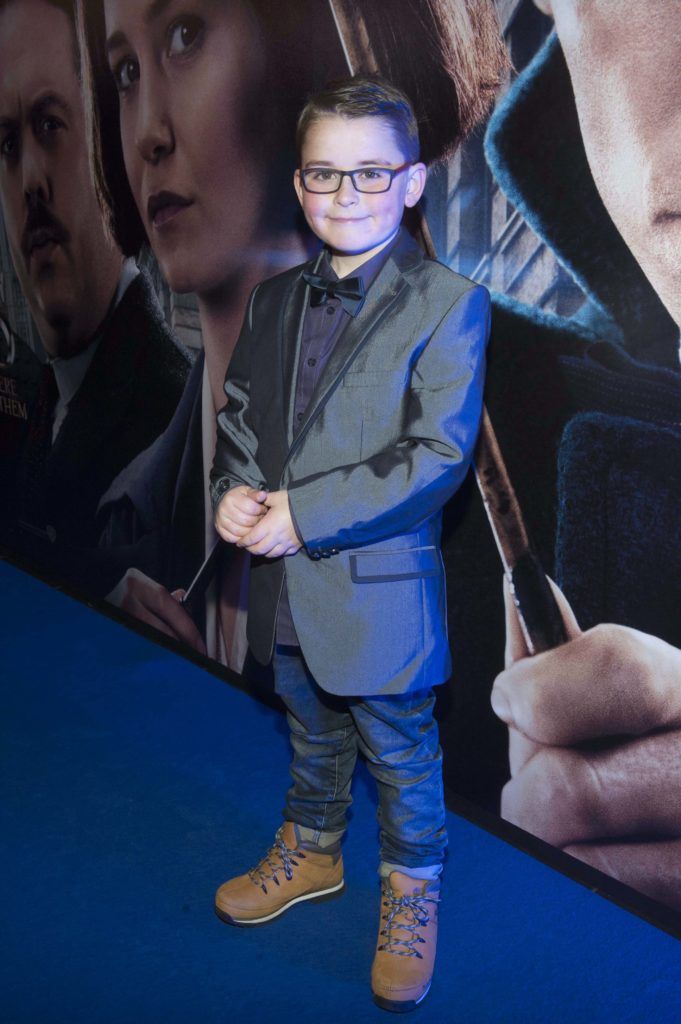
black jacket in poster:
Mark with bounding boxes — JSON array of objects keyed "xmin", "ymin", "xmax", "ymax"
[{"xmin": 3, "ymin": 269, "xmax": 191, "ymax": 595}]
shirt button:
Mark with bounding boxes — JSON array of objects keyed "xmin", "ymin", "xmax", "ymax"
[
  {"xmin": 326, "ymin": 306, "xmax": 335, "ymax": 316},
  {"xmin": 307, "ymin": 357, "xmax": 316, "ymax": 367},
  {"xmin": 296, "ymin": 412, "xmax": 303, "ymax": 421}
]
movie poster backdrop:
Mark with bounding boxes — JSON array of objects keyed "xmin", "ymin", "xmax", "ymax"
[{"xmin": 1, "ymin": 0, "xmax": 679, "ymax": 922}]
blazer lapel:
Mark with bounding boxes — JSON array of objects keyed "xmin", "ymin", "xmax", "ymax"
[
  {"xmin": 287, "ymin": 232, "xmax": 423, "ymax": 456},
  {"xmin": 281, "ymin": 249, "xmax": 324, "ymax": 445}
]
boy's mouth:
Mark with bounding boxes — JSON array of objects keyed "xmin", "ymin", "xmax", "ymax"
[{"xmin": 147, "ymin": 191, "xmax": 193, "ymax": 229}]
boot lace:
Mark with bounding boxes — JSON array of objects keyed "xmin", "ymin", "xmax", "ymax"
[
  {"xmin": 378, "ymin": 885, "xmax": 439, "ymax": 959},
  {"xmin": 247, "ymin": 827, "xmax": 306, "ymax": 895}
]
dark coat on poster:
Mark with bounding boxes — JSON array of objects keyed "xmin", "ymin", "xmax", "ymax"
[
  {"xmin": 97, "ymin": 351, "xmax": 208, "ymax": 619},
  {"xmin": 437, "ymin": 33, "xmax": 681, "ymax": 807},
  {"xmin": 6, "ymin": 270, "xmax": 191, "ymax": 595},
  {"xmin": 210, "ymin": 229, "xmax": 490, "ymax": 696}
]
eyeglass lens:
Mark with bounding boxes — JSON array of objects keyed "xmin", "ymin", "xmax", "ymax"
[{"xmin": 302, "ymin": 168, "xmax": 394, "ymax": 193}]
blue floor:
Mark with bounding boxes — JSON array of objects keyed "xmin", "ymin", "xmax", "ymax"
[{"xmin": 1, "ymin": 558, "xmax": 678, "ymax": 1023}]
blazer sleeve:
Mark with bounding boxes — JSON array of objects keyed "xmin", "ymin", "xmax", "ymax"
[
  {"xmin": 209, "ymin": 285, "xmax": 266, "ymax": 510},
  {"xmin": 288, "ymin": 283, "xmax": 490, "ymax": 554}
]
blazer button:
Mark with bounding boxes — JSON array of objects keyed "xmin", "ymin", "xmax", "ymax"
[
  {"xmin": 330, "ymin": 548, "xmax": 339, "ymax": 555},
  {"xmin": 310, "ymin": 551, "xmax": 322, "ymax": 560}
]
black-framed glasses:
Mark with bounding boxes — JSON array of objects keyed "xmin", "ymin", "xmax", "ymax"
[{"xmin": 299, "ymin": 162, "xmax": 412, "ymax": 194}]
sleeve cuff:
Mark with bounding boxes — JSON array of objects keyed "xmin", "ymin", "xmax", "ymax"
[
  {"xmin": 288, "ymin": 494, "xmax": 305, "ymax": 546},
  {"xmin": 209, "ymin": 478, "xmax": 233, "ymax": 513}
]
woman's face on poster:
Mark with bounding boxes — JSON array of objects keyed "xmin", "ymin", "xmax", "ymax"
[
  {"xmin": 536, "ymin": 0, "xmax": 681, "ymax": 330},
  {"xmin": 104, "ymin": 0, "xmax": 266, "ymax": 295}
]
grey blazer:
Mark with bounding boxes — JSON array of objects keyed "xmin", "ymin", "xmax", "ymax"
[{"xmin": 210, "ymin": 229, "xmax": 490, "ymax": 696}]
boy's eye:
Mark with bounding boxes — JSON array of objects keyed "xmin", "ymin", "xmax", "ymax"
[
  {"xmin": 309, "ymin": 169, "xmax": 337, "ymax": 182},
  {"xmin": 113, "ymin": 57, "xmax": 139, "ymax": 93},
  {"xmin": 167, "ymin": 15, "xmax": 204, "ymax": 56},
  {"xmin": 357, "ymin": 168, "xmax": 386, "ymax": 182}
]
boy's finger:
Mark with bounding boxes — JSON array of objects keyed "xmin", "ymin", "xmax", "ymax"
[
  {"xmin": 225, "ymin": 506, "xmax": 262, "ymax": 526},
  {"xmin": 216, "ymin": 514, "xmax": 250, "ymax": 535},
  {"xmin": 236, "ymin": 521, "xmax": 268, "ymax": 548},
  {"xmin": 233, "ymin": 495, "xmax": 268, "ymax": 517},
  {"xmin": 218, "ymin": 527, "xmax": 242, "ymax": 544},
  {"xmin": 246, "ymin": 487, "xmax": 269, "ymax": 503}
]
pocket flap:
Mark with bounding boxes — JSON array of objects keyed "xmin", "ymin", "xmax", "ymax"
[{"xmin": 350, "ymin": 546, "xmax": 439, "ymax": 583}]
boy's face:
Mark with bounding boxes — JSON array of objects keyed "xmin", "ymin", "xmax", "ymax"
[{"xmin": 294, "ymin": 115, "xmax": 426, "ymax": 266}]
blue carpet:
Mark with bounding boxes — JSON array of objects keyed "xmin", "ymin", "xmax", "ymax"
[{"xmin": 1, "ymin": 559, "xmax": 678, "ymax": 1023}]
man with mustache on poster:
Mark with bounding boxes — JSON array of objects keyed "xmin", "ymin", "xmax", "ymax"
[
  {"xmin": 0, "ymin": 0, "xmax": 189, "ymax": 590},
  {"xmin": 482, "ymin": 0, "xmax": 681, "ymax": 912}
]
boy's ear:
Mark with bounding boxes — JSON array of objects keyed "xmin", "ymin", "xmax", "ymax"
[
  {"xmin": 293, "ymin": 169, "xmax": 305, "ymax": 208},
  {"xmin": 404, "ymin": 163, "xmax": 427, "ymax": 208}
]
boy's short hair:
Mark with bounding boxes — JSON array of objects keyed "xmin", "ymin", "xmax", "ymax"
[{"xmin": 296, "ymin": 76, "xmax": 420, "ymax": 164}]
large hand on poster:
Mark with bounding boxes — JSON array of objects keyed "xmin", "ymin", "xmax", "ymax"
[
  {"xmin": 107, "ymin": 569, "xmax": 207, "ymax": 656},
  {"xmin": 491, "ymin": 578, "xmax": 681, "ymax": 909}
]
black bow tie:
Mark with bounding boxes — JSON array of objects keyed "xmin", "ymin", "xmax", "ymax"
[{"xmin": 302, "ymin": 271, "xmax": 365, "ymax": 317}]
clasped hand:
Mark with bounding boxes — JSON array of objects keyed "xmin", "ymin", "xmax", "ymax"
[{"xmin": 214, "ymin": 485, "xmax": 301, "ymax": 558}]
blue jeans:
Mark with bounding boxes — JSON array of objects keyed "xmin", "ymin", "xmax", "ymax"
[{"xmin": 274, "ymin": 647, "xmax": 447, "ymax": 871}]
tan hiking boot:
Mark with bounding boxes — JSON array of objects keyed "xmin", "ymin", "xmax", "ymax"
[
  {"xmin": 214, "ymin": 821, "xmax": 344, "ymax": 926},
  {"xmin": 371, "ymin": 871, "xmax": 440, "ymax": 1013}
]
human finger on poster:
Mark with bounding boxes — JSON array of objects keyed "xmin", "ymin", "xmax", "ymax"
[
  {"xmin": 108, "ymin": 567, "xmax": 207, "ymax": 655},
  {"xmin": 492, "ymin": 576, "xmax": 681, "ymax": 910}
]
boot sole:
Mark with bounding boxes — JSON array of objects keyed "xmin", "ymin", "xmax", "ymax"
[
  {"xmin": 372, "ymin": 980, "xmax": 432, "ymax": 1014},
  {"xmin": 214, "ymin": 878, "xmax": 345, "ymax": 927}
]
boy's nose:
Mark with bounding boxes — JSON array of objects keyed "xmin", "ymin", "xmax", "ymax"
[{"xmin": 335, "ymin": 175, "xmax": 359, "ymax": 205}]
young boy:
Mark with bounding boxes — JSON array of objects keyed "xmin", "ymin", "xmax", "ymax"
[{"xmin": 210, "ymin": 77, "xmax": 490, "ymax": 1013}]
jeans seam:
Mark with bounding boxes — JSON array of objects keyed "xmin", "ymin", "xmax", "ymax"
[{"xmin": 316, "ymin": 723, "xmax": 348, "ymax": 837}]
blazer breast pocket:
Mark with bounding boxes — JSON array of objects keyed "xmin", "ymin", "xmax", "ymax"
[
  {"xmin": 341, "ymin": 369, "xmax": 406, "ymax": 388},
  {"xmin": 350, "ymin": 545, "xmax": 440, "ymax": 583},
  {"xmin": 341, "ymin": 370, "xmax": 406, "ymax": 459}
]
